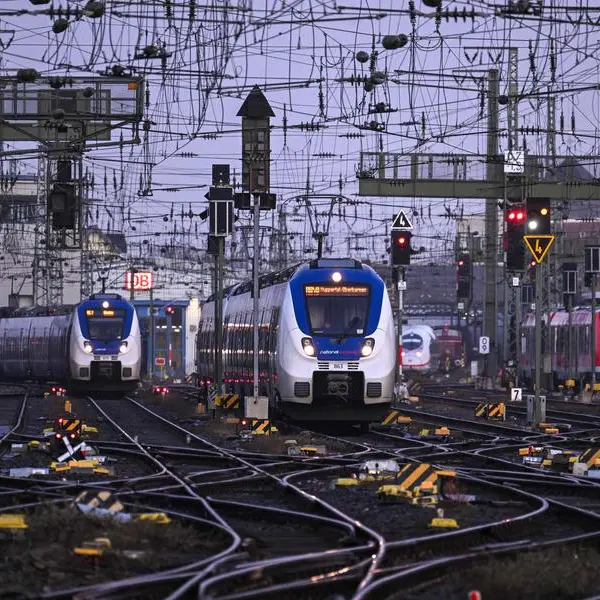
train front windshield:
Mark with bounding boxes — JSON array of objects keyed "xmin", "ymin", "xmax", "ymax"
[
  {"xmin": 304, "ymin": 284, "xmax": 370, "ymax": 336},
  {"xmin": 85, "ymin": 308, "xmax": 126, "ymax": 341},
  {"xmin": 402, "ymin": 333, "xmax": 423, "ymax": 350}
]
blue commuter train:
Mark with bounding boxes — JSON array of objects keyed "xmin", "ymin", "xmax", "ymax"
[
  {"xmin": 196, "ymin": 258, "xmax": 396, "ymax": 423},
  {"xmin": 0, "ymin": 294, "xmax": 141, "ymax": 393}
]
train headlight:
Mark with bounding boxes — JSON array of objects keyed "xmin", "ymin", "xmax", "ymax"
[
  {"xmin": 82, "ymin": 340, "xmax": 93, "ymax": 354},
  {"xmin": 301, "ymin": 337, "xmax": 316, "ymax": 357},
  {"xmin": 119, "ymin": 341, "xmax": 129, "ymax": 354},
  {"xmin": 416, "ymin": 351, "xmax": 422, "ymax": 357},
  {"xmin": 361, "ymin": 338, "xmax": 375, "ymax": 357}
]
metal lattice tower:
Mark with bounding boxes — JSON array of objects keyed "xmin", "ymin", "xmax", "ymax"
[
  {"xmin": 503, "ymin": 48, "xmax": 521, "ymax": 374},
  {"xmin": 79, "ymin": 174, "xmax": 93, "ymax": 300},
  {"xmin": 33, "ymin": 147, "xmax": 86, "ymax": 307},
  {"xmin": 32, "ymin": 152, "xmax": 64, "ymax": 306}
]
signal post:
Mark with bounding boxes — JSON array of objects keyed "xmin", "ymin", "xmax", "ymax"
[
  {"xmin": 207, "ymin": 164, "xmax": 234, "ymax": 409},
  {"xmin": 390, "ymin": 210, "xmax": 413, "ymax": 396},
  {"xmin": 236, "ymin": 86, "xmax": 276, "ymax": 422},
  {"xmin": 523, "ymin": 197, "xmax": 554, "ymax": 427}
]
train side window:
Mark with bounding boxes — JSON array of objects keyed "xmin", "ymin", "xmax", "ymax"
[
  {"xmin": 258, "ymin": 309, "xmax": 265, "ymax": 372},
  {"xmin": 207, "ymin": 318, "xmax": 214, "ymax": 374},
  {"xmin": 223, "ymin": 317, "xmax": 230, "ymax": 371},
  {"xmin": 244, "ymin": 312, "xmax": 251, "ymax": 373},
  {"xmin": 268, "ymin": 309, "xmax": 278, "ymax": 375},
  {"xmin": 203, "ymin": 320, "xmax": 209, "ymax": 372},
  {"xmin": 233, "ymin": 312, "xmax": 240, "ymax": 375},
  {"xmin": 581, "ymin": 324, "xmax": 588, "ymax": 354},
  {"xmin": 197, "ymin": 321, "xmax": 205, "ymax": 373}
]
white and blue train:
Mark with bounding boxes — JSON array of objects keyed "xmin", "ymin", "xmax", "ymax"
[
  {"xmin": 196, "ymin": 258, "xmax": 396, "ymax": 423},
  {"xmin": 401, "ymin": 324, "xmax": 436, "ymax": 372},
  {"xmin": 0, "ymin": 294, "xmax": 141, "ymax": 393}
]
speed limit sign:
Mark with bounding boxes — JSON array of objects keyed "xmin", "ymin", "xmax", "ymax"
[{"xmin": 479, "ymin": 336, "xmax": 490, "ymax": 355}]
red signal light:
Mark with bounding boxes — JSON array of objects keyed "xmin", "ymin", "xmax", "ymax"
[
  {"xmin": 508, "ymin": 209, "xmax": 525, "ymax": 221},
  {"xmin": 458, "ymin": 259, "xmax": 464, "ymax": 267},
  {"xmin": 397, "ymin": 236, "xmax": 406, "ymax": 246}
]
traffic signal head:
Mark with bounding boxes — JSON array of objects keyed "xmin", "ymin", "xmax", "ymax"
[
  {"xmin": 506, "ymin": 205, "xmax": 525, "ymax": 271},
  {"xmin": 526, "ymin": 198, "xmax": 551, "ymax": 235},
  {"xmin": 48, "ymin": 183, "xmax": 76, "ymax": 229},
  {"xmin": 391, "ymin": 231, "xmax": 412, "ymax": 266},
  {"xmin": 507, "ymin": 207, "xmax": 525, "ymax": 223},
  {"xmin": 456, "ymin": 254, "xmax": 472, "ymax": 300},
  {"xmin": 457, "ymin": 254, "xmax": 471, "ymax": 276},
  {"xmin": 165, "ymin": 305, "xmax": 175, "ymax": 315}
]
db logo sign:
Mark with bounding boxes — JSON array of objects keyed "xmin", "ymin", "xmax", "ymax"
[{"xmin": 125, "ymin": 271, "xmax": 154, "ymax": 291}]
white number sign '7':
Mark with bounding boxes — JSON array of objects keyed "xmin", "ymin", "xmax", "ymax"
[{"xmin": 511, "ymin": 387, "xmax": 523, "ymax": 402}]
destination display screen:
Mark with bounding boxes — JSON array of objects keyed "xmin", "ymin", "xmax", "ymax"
[
  {"xmin": 305, "ymin": 285, "xmax": 369, "ymax": 297},
  {"xmin": 85, "ymin": 309, "xmax": 126, "ymax": 318}
]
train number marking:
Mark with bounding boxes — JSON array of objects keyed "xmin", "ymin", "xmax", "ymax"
[{"xmin": 333, "ymin": 362, "xmax": 347, "ymax": 370}]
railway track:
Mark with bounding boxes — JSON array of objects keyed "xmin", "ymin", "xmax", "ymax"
[{"xmin": 3, "ymin": 385, "xmax": 600, "ymax": 598}]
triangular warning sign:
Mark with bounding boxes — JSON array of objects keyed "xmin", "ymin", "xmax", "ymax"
[
  {"xmin": 392, "ymin": 210, "xmax": 413, "ymax": 230},
  {"xmin": 524, "ymin": 235, "xmax": 555, "ymax": 263}
]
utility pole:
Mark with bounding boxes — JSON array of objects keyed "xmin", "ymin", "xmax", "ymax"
[
  {"xmin": 397, "ymin": 267, "xmax": 405, "ymax": 383},
  {"xmin": 252, "ymin": 195, "xmax": 260, "ymax": 402},
  {"xmin": 129, "ymin": 266, "xmax": 136, "ymax": 302},
  {"xmin": 503, "ymin": 48, "xmax": 518, "ymax": 374},
  {"xmin": 592, "ymin": 273, "xmax": 597, "ymax": 390},
  {"xmin": 534, "ymin": 261, "xmax": 543, "ymax": 422},
  {"xmin": 484, "ymin": 69, "xmax": 500, "ymax": 388},
  {"xmin": 278, "ymin": 208, "xmax": 288, "ymax": 270},
  {"xmin": 543, "ymin": 95, "xmax": 558, "ymax": 389},
  {"xmin": 215, "ymin": 241, "xmax": 224, "ymax": 393},
  {"xmin": 236, "ymin": 86, "xmax": 276, "ymax": 412},
  {"xmin": 584, "ymin": 247, "xmax": 600, "ymax": 395},
  {"xmin": 149, "ymin": 285, "xmax": 155, "ymax": 381}
]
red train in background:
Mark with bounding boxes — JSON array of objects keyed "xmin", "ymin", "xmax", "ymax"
[
  {"xmin": 431, "ymin": 325, "xmax": 466, "ymax": 373},
  {"xmin": 521, "ymin": 307, "xmax": 600, "ymax": 388}
]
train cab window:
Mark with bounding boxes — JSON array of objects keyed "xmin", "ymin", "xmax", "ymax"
[
  {"xmin": 402, "ymin": 333, "xmax": 423, "ymax": 351},
  {"xmin": 304, "ymin": 284, "xmax": 370, "ymax": 336},
  {"xmin": 86, "ymin": 309, "xmax": 125, "ymax": 341}
]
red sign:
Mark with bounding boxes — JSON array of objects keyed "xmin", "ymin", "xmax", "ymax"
[
  {"xmin": 125, "ymin": 271, "xmax": 154, "ymax": 291},
  {"xmin": 155, "ymin": 357, "xmax": 166, "ymax": 366}
]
